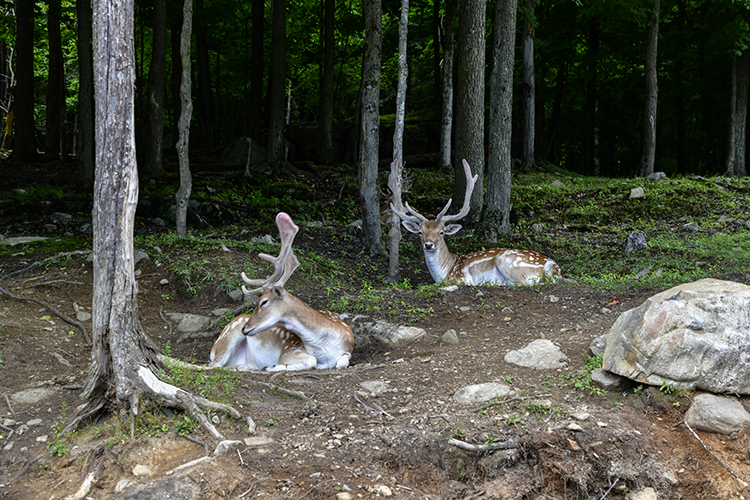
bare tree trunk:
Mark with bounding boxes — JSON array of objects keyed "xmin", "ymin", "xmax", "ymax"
[
  {"xmin": 453, "ymin": 0, "xmax": 485, "ymax": 224},
  {"xmin": 195, "ymin": 0, "xmax": 215, "ymax": 148},
  {"xmin": 585, "ymin": 18, "xmax": 600, "ymax": 176},
  {"xmin": 736, "ymin": 52, "xmax": 749, "ymax": 177},
  {"xmin": 145, "ymin": 0, "xmax": 168, "ymax": 179},
  {"xmin": 439, "ymin": 0, "xmax": 455, "ymax": 172},
  {"xmin": 359, "ymin": 0, "xmax": 386, "ymax": 257},
  {"xmin": 388, "ymin": 0, "xmax": 409, "ymax": 283},
  {"xmin": 482, "ymin": 0, "xmax": 517, "ymax": 242},
  {"xmin": 9, "ymin": 0, "xmax": 37, "ymax": 161},
  {"xmin": 640, "ymin": 0, "xmax": 659, "ymax": 177},
  {"xmin": 727, "ymin": 57, "xmax": 738, "ymax": 176},
  {"xmin": 318, "ymin": 0, "xmax": 335, "ymax": 164},
  {"xmin": 176, "ymin": 0, "xmax": 194, "ymax": 237},
  {"xmin": 45, "ymin": 0, "xmax": 67, "ymax": 161},
  {"xmin": 250, "ymin": 0, "xmax": 264, "ymax": 141},
  {"xmin": 267, "ymin": 0, "xmax": 287, "ymax": 168},
  {"xmin": 77, "ymin": 0, "xmax": 95, "ymax": 184},
  {"xmin": 521, "ymin": 0, "xmax": 535, "ymax": 170}
]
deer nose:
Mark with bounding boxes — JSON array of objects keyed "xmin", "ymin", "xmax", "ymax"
[{"xmin": 423, "ymin": 242, "xmax": 434, "ymax": 251}]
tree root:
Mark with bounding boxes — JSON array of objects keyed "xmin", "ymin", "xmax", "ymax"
[
  {"xmin": 1, "ymin": 250, "xmax": 90, "ymax": 280},
  {"xmin": 0, "ymin": 285, "xmax": 91, "ymax": 345}
]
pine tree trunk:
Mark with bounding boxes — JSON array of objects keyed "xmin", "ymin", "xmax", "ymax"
[
  {"xmin": 736, "ymin": 52, "xmax": 749, "ymax": 177},
  {"xmin": 9, "ymin": 0, "xmax": 37, "ymax": 161},
  {"xmin": 727, "ymin": 57, "xmax": 738, "ymax": 177},
  {"xmin": 439, "ymin": 0, "xmax": 455, "ymax": 172},
  {"xmin": 267, "ymin": 0, "xmax": 287, "ymax": 167},
  {"xmin": 45, "ymin": 0, "xmax": 66, "ymax": 161},
  {"xmin": 176, "ymin": 0, "xmax": 194, "ymax": 237},
  {"xmin": 145, "ymin": 0, "xmax": 168, "ymax": 179},
  {"xmin": 521, "ymin": 0, "xmax": 535, "ymax": 170},
  {"xmin": 640, "ymin": 0, "xmax": 659, "ymax": 177},
  {"xmin": 250, "ymin": 0, "xmax": 265, "ymax": 141},
  {"xmin": 77, "ymin": 0, "xmax": 95, "ymax": 184},
  {"xmin": 482, "ymin": 0, "xmax": 516, "ymax": 242},
  {"xmin": 318, "ymin": 0, "xmax": 335, "ymax": 164}
]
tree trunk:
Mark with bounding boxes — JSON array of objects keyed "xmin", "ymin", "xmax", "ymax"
[
  {"xmin": 640, "ymin": 0, "xmax": 659, "ymax": 177},
  {"xmin": 585, "ymin": 18, "xmax": 600, "ymax": 176},
  {"xmin": 388, "ymin": 0, "xmax": 409, "ymax": 283},
  {"xmin": 195, "ymin": 0, "xmax": 215, "ymax": 149},
  {"xmin": 9, "ymin": 0, "xmax": 37, "ymax": 161},
  {"xmin": 250, "ymin": 0, "xmax": 265, "ymax": 141},
  {"xmin": 77, "ymin": 0, "xmax": 95, "ymax": 184},
  {"xmin": 727, "ymin": 57, "xmax": 738, "ymax": 176},
  {"xmin": 521, "ymin": 0, "xmax": 535, "ymax": 170},
  {"xmin": 318, "ymin": 0, "xmax": 335, "ymax": 164},
  {"xmin": 439, "ymin": 0, "xmax": 455, "ymax": 172},
  {"xmin": 267, "ymin": 0, "xmax": 287, "ymax": 167},
  {"xmin": 45, "ymin": 0, "xmax": 67, "ymax": 161},
  {"xmin": 482, "ymin": 0, "xmax": 517, "ymax": 242},
  {"xmin": 176, "ymin": 0, "xmax": 194, "ymax": 236},
  {"xmin": 736, "ymin": 52, "xmax": 749, "ymax": 177},
  {"xmin": 170, "ymin": 9, "xmax": 183, "ymax": 140},
  {"xmin": 453, "ymin": 0, "xmax": 485, "ymax": 224},
  {"xmin": 359, "ymin": 0, "xmax": 386, "ymax": 257},
  {"xmin": 145, "ymin": 0, "xmax": 168, "ymax": 179}
]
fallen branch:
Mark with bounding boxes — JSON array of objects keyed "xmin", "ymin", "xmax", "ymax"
[
  {"xmin": 354, "ymin": 391, "xmax": 393, "ymax": 419},
  {"xmin": 10, "ymin": 453, "xmax": 46, "ymax": 483},
  {"xmin": 599, "ymin": 477, "xmax": 619, "ymax": 500},
  {"xmin": 0, "ymin": 285, "xmax": 90, "ymax": 345},
  {"xmin": 447, "ymin": 438, "xmax": 518, "ymax": 452},
  {"xmin": 681, "ymin": 420, "xmax": 749, "ymax": 489},
  {"xmin": 245, "ymin": 379, "xmax": 315, "ymax": 404},
  {"xmin": 475, "ymin": 393, "xmax": 553, "ymax": 413}
]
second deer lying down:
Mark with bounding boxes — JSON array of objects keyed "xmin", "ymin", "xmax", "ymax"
[
  {"xmin": 209, "ymin": 212, "xmax": 354, "ymax": 371},
  {"xmin": 389, "ymin": 159, "xmax": 563, "ymax": 286}
]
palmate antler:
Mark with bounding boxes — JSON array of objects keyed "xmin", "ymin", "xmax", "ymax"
[
  {"xmin": 241, "ymin": 212, "xmax": 300, "ymax": 296},
  {"xmin": 388, "ymin": 159, "xmax": 478, "ymax": 223}
]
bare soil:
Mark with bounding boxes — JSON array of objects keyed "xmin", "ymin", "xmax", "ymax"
[{"xmin": 1, "ymin": 163, "xmax": 750, "ymax": 499}]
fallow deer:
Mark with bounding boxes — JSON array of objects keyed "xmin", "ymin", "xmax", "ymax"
[
  {"xmin": 388, "ymin": 159, "xmax": 562, "ymax": 286},
  {"xmin": 209, "ymin": 212, "xmax": 354, "ymax": 371}
]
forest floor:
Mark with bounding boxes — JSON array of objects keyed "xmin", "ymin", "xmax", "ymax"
[{"xmin": 0, "ymin": 160, "xmax": 749, "ymax": 499}]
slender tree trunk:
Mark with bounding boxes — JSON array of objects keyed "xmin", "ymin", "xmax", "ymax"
[
  {"xmin": 439, "ymin": 0, "xmax": 455, "ymax": 172},
  {"xmin": 585, "ymin": 18, "xmax": 600, "ymax": 176},
  {"xmin": 195, "ymin": 0, "xmax": 215, "ymax": 148},
  {"xmin": 640, "ymin": 0, "xmax": 659, "ymax": 177},
  {"xmin": 482, "ymin": 0, "xmax": 517, "ymax": 242},
  {"xmin": 9, "ymin": 0, "xmax": 37, "ymax": 161},
  {"xmin": 318, "ymin": 0, "xmax": 335, "ymax": 164},
  {"xmin": 45, "ymin": 0, "xmax": 67, "ymax": 161},
  {"xmin": 736, "ymin": 52, "xmax": 749, "ymax": 177},
  {"xmin": 727, "ymin": 57, "xmax": 738, "ymax": 176},
  {"xmin": 521, "ymin": 0, "xmax": 535, "ymax": 170},
  {"xmin": 145, "ymin": 0, "xmax": 168, "ymax": 179},
  {"xmin": 388, "ymin": 0, "xmax": 409, "ymax": 283},
  {"xmin": 250, "ymin": 0, "xmax": 265, "ymax": 141},
  {"xmin": 359, "ymin": 0, "xmax": 386, "ymax": 257},
  {"xmin": 77, "ymin": 0, "xmax": 95, "ymax": 183},
  {"xmin": 176, "ymin": 0, "xmax": 194, "ymax": 236},
  {"xmin": 453, "ymin": 0, "xmax": 485, "ymax": 224},
  {"xmin": 170, "ymin": 10, "xmax": 182, "ymax": 140},
  {"xmin": 267, "ymin": 0, "xmax": 287, "ymax": 167},
  {"xmin": 432, "ymin": 0, "xmax": 441, "ymax": 110}
]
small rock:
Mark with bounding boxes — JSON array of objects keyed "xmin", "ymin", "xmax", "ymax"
[
  {"xmin": 629, "ymin": 187, "xmax": 645, "ymax": 199},
  {"xmin": 571, "ymin": 412, "xmax": 591, "ymax": 421},
  {"xmin": 26, "ymin": 418, "xmax": 43, "ymax": 427},
  {"xmin": 440, "ymin": 329, "xmax": 459, "ymax": 345},
  {"xmin": 213, "ymin": 440, "xmax": 242, "ymax": 457},
  {"xmin": 567, "ymin": 423, "xmax": 584, "ymax": 431},
  {"xmin": 453, "ymin": 383, "xmax": 512, "ymax": 403},
  {"xmin": 159, "ymin": 278, "xmax": 169, "ymax": 285},
  {"xmin": 115, "ymin": 479, "xmax": 135, "ymax": 493},
  {"xmin": 244, "ymin": 436, "xmax": 274, "ymax": 447},
  {"xmin": 132, "ymin": 465, "xmax": 151, "ymax": 477},
  {"xmin": 441, "ymin": 285, "xmax": 459, "ymax": 292},
  {"xmin": 36, "ymin": 435, "xmax": 48, "ymax": 443},
  {"xmin": 646, "ymin": 172, "xmax": 666, "ymax": 181}
]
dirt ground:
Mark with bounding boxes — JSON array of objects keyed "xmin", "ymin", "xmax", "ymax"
[{"xmin": 1, "ymin": 164, "xmax": 750, "ymax": 499}]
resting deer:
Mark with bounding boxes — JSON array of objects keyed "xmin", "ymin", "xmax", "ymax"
[
  {"xmin": 388, "ymin": 159, "xmax": 562, "ymax": 286},
  {"xmin": 209, "ymin": 212, "xmax": 354, "ymax": 371}
]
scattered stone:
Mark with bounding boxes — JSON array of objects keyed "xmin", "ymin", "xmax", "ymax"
[
  {"xmin": 50, "ymin": 212, "xmax": 73, "ymax": 225},
  {"xmin": 567, "ymin": 423, "xmax": 584, "ymax": 431},
  {"xmin": 591, "ymin": 368, "xmax": 633, "ymax": 392},
  {"xmin": 453, "ymin": 383, "xmax": 512, "ymax": 403},
  {"xmin": 212, "ymin": 308, "xmax": 229, "ymax": 317},
  {"xmin": 132, "ymin": 465, "xmax": 151, "ymax": 477},
  {"xmin": 627, "ymin": 487, "xmax": 657, "ymax": 500},
  {"xmin": 0, "ymin": 236, "xmax": 49, "ymax": 246},
  {"xmin": 646, "ymin": 172, "xmax": 666, "ymax": 181},
  {"xmin": 622, "ymin": 231, "xmax": 648, "ymax": 253},
  {"xmin": 551, "ymin": 180, "xmax": 565, "ymax": 188},
  {"xmin": 251, "ymin": 234, "xmax": 276, "ymax": 245},
  {"xmin": 440, "ymin": 329, "xmax": 459, "ymax": 344},
  {"xmin": 629, "ymin": 187, "xmax": 645, "ymax": 199},
  {"xmin": 36, "ymin": 435, "xmax": 48, "ymax": 443},
  {"xmin": 360, "ymin": 381, "xmax": 389, "ymax": 395},
  {"xmin": 718, "ymin": 215, "xmax": 735, "ymax": 223},
  {"xmin": 247, "ymin": 417, "xmax": 256, "ymax": 435},
  {"xmin": 3, "ymin": 442, "xmax": 13, "ymax": 451},
  {"xmin": 11, "ymin": 388, "xmax": 56, "ymax": 405},
  {"xmin": 153, "ymin": 217, "xmax": 166, "ymax": 227},
  {"xmin": 531, "ymin": 223, "xmax": 544, "ymax": 233},
  {"xmin": 244, "ymin": 436, "xmax": 274, "ymax": 447},
  {"xmin": 370, "ymin": 484, "xmax": 393, "ymax": 497},
  {"xmin": 441, "ymin": 285, "xmax": 459, "ymax": 292},
  {"xmin": 160, "ymin": 279, "xmax": 169, "ymax": 285},
  {"xmin": 115, "ymin": 479, "xmax": 135, "ymax": 493},
  {"xmin": 168, "ymin": 313, "xmax": 211, "ymax": 333},
  {"xmin": 681, "ymin": 221, "xmax": 700, "ymax": 231},
  {"xmin": 589, "ymin": 335, "xmax": 606, "ymax": 357},
  {"xmin": 213, "ymin": 440, "xmax": 242, "ymax": 457},
  {"xmin": 571, "ymin": 412, "xmax": 591, "ymax": 421},
  {"xmin": 3, "ymin": 419, "xmax": 17, "ymax": 427},
  {"xmin": 504, "ymin": 339, "xmax": 568, "ymax": 369},
  {"xmin": 684, "ymin": 393, "xmax": 750, "ymax": 435},
  {"xmin": 567, "ymin": 438, "xmax": 582, "ymax": 451},
  {"xmin": 228, "ymin": 289, "xmax": 244, "ymax": 302},
  {"xmin": 458, "ymin": 306, "xmax": 471, "ymax": 312}
]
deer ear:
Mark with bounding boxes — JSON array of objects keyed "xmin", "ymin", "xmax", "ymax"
[
  {"xmin": 402, "ymin": 221, "xmax": 421, "ymax": 234},
  {"xmin": 272, "ymin": 286, "xmax": 286, "ymax": 298},
  {"xmin": 443, "ymin": 224, "xmax": 462, "ymax": 235}
]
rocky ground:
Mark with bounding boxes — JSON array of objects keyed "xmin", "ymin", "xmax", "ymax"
[{"xmin": 1, "ymin": 162, "xmax": 750, "ymax": 499}]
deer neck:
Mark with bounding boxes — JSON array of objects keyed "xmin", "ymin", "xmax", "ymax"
[
  {"xmin": 423, "ymin": 238, "xmax": 458, "ymax": 283},
  {"xmin": 276, "ymin": 293, "xmax": 346, "ymax": 350}
]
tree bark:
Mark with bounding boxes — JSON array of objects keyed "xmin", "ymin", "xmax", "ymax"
[
  {"xmin": 318, "ymin": 0, "xmax": 335, "ymax": 164},
  {"xmin": 640, "ymin": 0, "xmax": 659, "ymax": 177},
  {"xmin": 195, "ymin": 0, "xmax": 216, "ymax": 148},
  {"xmin": 77, "ymin": 0, "xmax": 95, "ymax": 184},
  {"xmin": 267, "ymin": 0, "xmax": 287, "ymax": 167},
  {"xmin": 9, "ymin": 0, "xmax": 37, "ymax": 161},
  {"xmin": 482, "ymin": 0, "xmax": 517, "ymax": 242},
  {"xmin": 45, "ymin": 0, "xmax": 67, "ymax": 161},
  {"xmin": 521, "ymin": 0, "xmax": 535, "ymax": 170},
  {"xmin": 388, "ymin": 0, "xmax": 409, "ymax": 283},
  {"xmin": 145, "ymin": 0, "xmax": 168, "ymax": 179},
  {"xmin": 736, "ymin": 52, "xmax": 749, "ymax": 177},
  {"xmin": 176, "ymin": 0, "xmax": 194, "ymax": 236},
  {"xmin": 250, "ymin": 0, "xmax": 265, "ymax": 141},
  {"xmin": 727, "ymin": 56, "xmax": 738, "ymax": 176},
  {"xmin": 585, "ymin": 17, "xmax": 600, "ymax": 176},
  {"xmin": 359, "ymin": 0, "xmax": 386, "ymax": 257},
  {"xmin": 453, "ymin": 0, "xmax": 485, "ymax": 224},
  {"xmin": 439, "ymin": 0, "xmax": 455, "ymax": 172}
]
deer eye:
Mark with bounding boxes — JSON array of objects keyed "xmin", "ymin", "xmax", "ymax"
[{"xmin": 258, "ymin": 298, "xmax": 268, "ymax": 309}]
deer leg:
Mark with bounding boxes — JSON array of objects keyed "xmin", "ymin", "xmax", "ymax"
[{"xmin": 266, "ymin": 347, "xmax": 318, "ymax": 371}]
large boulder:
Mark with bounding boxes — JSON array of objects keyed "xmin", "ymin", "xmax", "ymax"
[{"xmin": 602, "ymin": 279, "xmax": 750, "ymax": 394}]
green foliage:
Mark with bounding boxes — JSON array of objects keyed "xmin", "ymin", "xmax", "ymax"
[{"xmin": 561, "ymin": 354, "xmax": 605, "ymax": 397}]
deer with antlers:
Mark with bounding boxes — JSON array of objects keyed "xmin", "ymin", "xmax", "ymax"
[
  {"xmin": 209, "ymin": 212, "xmax": 354, "ymax": 371},
  {"xmin": 388, "ymin": 159, "xmax": 562, "ymax": 286}
]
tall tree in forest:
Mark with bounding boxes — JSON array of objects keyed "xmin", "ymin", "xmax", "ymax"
[
  {"xmin": 9, "ymin": 0, "xmax": 37, "ymax": 161},
  {"xmin": 726, "ymin": 52, "xmax": 749, "ymax": 177},
  {"xmin": 387, "ymin": 0, "xmax": 409, "ymax": 283},
  {"xmin": 482, "ymin": 0, "xmax": 517, "ymax": 242},
  {"xmin": 318, "ymin": 0, "xmax": 335, "ymax": 164},
  {"xmin": 267, "ymin": 0, "xmax": 287, "ymax": 168},
  {"xmin": 439, "ymin": 0, "xmax": 455, "ymax": 172},
  {"xmin": 45, "ymin": 0, "xmax": 67, "ymax": 161},
  {"xmin": 176, "ymin": 0, "xmax": 194, "ymax": 236},
  {"xmin": 453, "ymin": 0, "xmax": 485, "ymax": 224},
  {"xmin": 72, "ymin": 0, "xmax": 238, "ymax": 438},
  {"xmin": 195, "ymin": 0, "xmax": 216, "ymax": 148},
  {"xmin": 640, "ymin": 0, "xmax": 659, "ymax": 177},
  {"xmin": 521, "ymin": 0, "xmax": 535, "ymax": 170},
  {"xmin": 144, "ymin": 0, "xmax": 168, "ymax": 179},
  {"xmin": 249, "ymin": 0, "xmax": 264, "ymax": 141},
  {"xmin": 77, "ymin": 0, "xmax": 95, "ymax": 184},
  {"xmin": 585, "ymin": 17, "xmax": 600, "ymax": 176},
  {"xmin": 359, "ymin": 0, "xmax": 386, "ymax": 257}
]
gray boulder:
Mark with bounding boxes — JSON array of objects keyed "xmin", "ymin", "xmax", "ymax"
[
  {"xmin": 602, "ymin": 279, "xmax": 750, "ymax": 394},
  {"xmin": 684, "ymin": 393, "xmax": 750, "ymax": 435}
]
